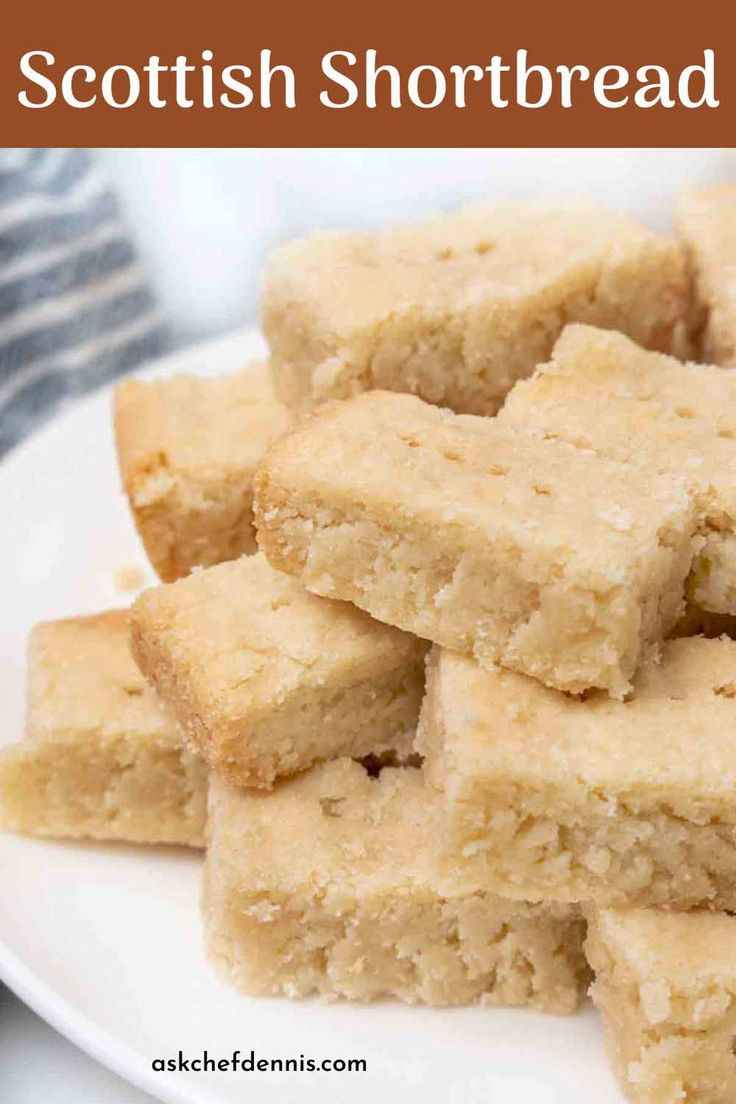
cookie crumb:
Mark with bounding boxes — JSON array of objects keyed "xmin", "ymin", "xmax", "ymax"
[{"xmin": 113, "ymin": 565, "xmax": 146, "ymax": 592}]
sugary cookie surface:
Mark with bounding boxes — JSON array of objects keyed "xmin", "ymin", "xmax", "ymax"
[
  {"xmin": 418, "ymin": 637, "xmax": 736, "ymax": 909},
  {"xmin": 131, "ymin": 553, "xmax": 426, "ymax": 786},
  {"xmin": 204, "ymin": 759, "xmax": 588, "ymax": 1009},
  {"xmin": 587, "ymin": 907, "xmax": 736, "ymax": 1103},
  {"xmin": 0, "ymin": 611, "xmax": 207, "ymax": 845},
  {"xmin": 255, "ymin": 388, "xmax": 698, "ymax": 695},
  {"xmin": 263, "ymin": 201, "xmax": 688, "ymax": 415},
  {"xmin": 676, "ymin": 184, "xmax": 736, "ymax": 366},
  {"xmin": 499, "ymin": 324, "xmax": 736, "ymax": 614},
  {"xmin": 114, "ymin": 363, "xmax": 291, "ymax": 580}
]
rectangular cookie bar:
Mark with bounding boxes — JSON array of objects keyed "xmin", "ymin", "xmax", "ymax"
[
  {"xmin": 254, "ymin": 390, "xmax": 698, "ymax": 697},
  {"xmin": 114, "ymin": 363, "xmax": 291, "ymax": 582},
  {"xmin": 262, "ymin": 200, "xmax": 689, "ymax": 416},
  {"xmin": 204, "ymin": 758, "xmax": 588, "ymax": 1010},
  {"xmin": 499, "ymin": 324, "xmax": 736, "ymax": 616},
  {"xmin": 418, "ymin": 637, "xmax": 736, "ymax": 910},
  {"xmin": 0, "ymin": 611, "xmax": 207, "ymax": 846},
  {"xmin": 586, "ymin": 907, "xmax": 736, "ymax": 1103},
  {"xmin": 130, "ymin": 553, "xmax": 426, "ymax": 788},
  {"xmin": 676, "ymin": 184, "xmax": 736, "ymax": 365}
]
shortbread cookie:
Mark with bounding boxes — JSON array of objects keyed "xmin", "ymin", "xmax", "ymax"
[
  {"xmin": 418, "ymin": 638, "xmax": 736, "ymax": 910},
  {"xmin": 586, "ymin": 907, "xmax": 736, "ymax": 1103},
  {"xmin": 204, "ymin": 759, "xmax": 588, "ymax": 1010},
  {"xmin": 130, "ymin": 553, "xmax": 426, "ymax": 788},
  {"xmin": 0, "ymin": 611, "xmax": 207, "ymax": 846},
  {"xmin": 676, "ymin": 184, "xmax": 736, "ymax": 365},
  {"xmin": 254, "ymin": 390, "xmax": 698, "ymax": 696},
  {"xmin": 262, "ymin": 200, "xmax": 689, "ymax": 415},
  {"xmin": 114, "ymin": 364, "xmax": 291, "ymax": 581},
  {"xmin": 500, "ymin": 324, "xmax": 736, "ymax": 616}
]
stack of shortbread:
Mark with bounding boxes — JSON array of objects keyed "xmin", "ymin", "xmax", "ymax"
[{"xmin": 3, "ymin": 186, "xmax": 736, "ymax": 1103}]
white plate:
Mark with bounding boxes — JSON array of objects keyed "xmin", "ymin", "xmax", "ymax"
[{"xmin": 0, "ymin": 328, "xmax": 622, "ymax": 1104}]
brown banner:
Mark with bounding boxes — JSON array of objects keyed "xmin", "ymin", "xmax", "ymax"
[{"xmin": 1, "ymin": 0, "xmax": 734, "ymax": 146}]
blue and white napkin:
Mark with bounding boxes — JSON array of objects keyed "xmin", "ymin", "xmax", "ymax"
[{"xmin": 0, "ymin": 149, "xmax": 168, "ymax": 456}]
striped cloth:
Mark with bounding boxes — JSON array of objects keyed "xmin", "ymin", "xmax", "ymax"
[{"xmin": 0, "ymin": 149, "xmax": 168, "ymax": 456}]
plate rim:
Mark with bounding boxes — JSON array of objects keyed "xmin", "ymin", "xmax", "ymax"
[
  {"xmin": 0, "ymin": 324, "xmax": 265, "ymax": 1104},
  {"xmin": 0, "ymin": 934, "xmax": 204, "ymax": 1104}
]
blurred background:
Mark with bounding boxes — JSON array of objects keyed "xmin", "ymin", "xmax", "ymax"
[
  {"xmin": 2, "ymin": 147, "xmax": 736, "ymax": 456},
  {"xmin": 100, "ymin": 147, "xmax": 736, "ymax": 343}
]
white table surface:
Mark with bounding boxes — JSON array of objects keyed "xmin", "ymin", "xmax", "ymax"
[{"xmin": 0, "ymin": 985, "xmax": 157, "ymax": 1103}]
